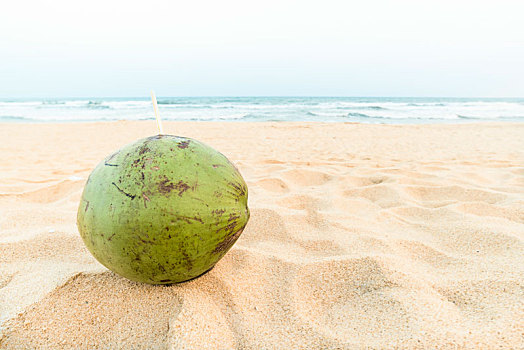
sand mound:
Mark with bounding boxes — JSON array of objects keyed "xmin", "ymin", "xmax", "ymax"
[{"xmin": 2, "ymin": 272, "xmax": 182, "ymax": 348}]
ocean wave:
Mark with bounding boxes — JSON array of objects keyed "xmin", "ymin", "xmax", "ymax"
[
  {"xmin": 104, "ymin": 101, "xmax": 151, "ymax": 108},
  {"xmin": 165, "ymin": 104, "xmax": 214, "ymax": 109},
  {"xmin": 162, "ymin": 113, "xmax": 250, "ymax": 121},
  {"xmin": 305, "ymin": 111, "xmax": 348, "ymax": 118},
  {"xmin": 42, "ymin": 101, "xmax": 66, "ymax": 105},
  {"xmin": 347, "ymin": 112, "xmax": 373, "ymax": 118},
  {"xmin": 0, "ymin": 101, "xmax": 41, "ymax": 107},
  {"xmin": 157, "ymin": 100, "xmax": 192, "ymax": 105},
  {"xmin": 337, "ymin": 105, "xmax": 386, "ymax": 110},
  {"xmin": 457, "ymin": 115, "xmax": 524, "ymax": 120},
  {"xmin": 347, "ymin": 112, "xmax": 464, "ymax": 120},
  {"xmin": 499, "ymin": 115, "xmax": 524, "ymax": 119},
  {"xmin": 407, "ymin": 103, "xmax": 446, "ymax": 107},
  {"xmin": 0, "ymin": 115, "xmax": 37, "ymax": 122},
  {"xmin": 86, "ymin": 101, "xmax": 110, "ymax": 109},
  {"xmin": 457, "ymin": 115, "xmax": 480, "ymax": 120}
]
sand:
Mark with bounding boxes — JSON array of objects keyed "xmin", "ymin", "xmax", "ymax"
[{"xmin": 0, "ymin": 121, "xmax": 523, "ymax": 349}]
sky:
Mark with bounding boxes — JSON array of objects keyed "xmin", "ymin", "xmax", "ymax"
[{"xmin": 0, "ymin": 0, "xmax": 523, "ymax": 98}]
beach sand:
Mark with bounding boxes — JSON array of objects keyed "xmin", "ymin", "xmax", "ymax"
[{"xmin": 0, "ymin": 121, "xmax": 523, "ymax": 349}]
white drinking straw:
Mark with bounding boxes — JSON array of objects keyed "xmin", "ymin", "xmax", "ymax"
[{"xmin": 150, "ymin": 90, "xmax": 164, "ymax": 135}]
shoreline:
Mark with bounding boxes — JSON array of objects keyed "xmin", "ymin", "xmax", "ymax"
[{"xmin": 2, "ymin": 119, "xmax": 524, "ymax": 125}]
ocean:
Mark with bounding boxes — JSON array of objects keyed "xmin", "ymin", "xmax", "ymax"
[{"xmin": 1, "ymin": 97, "xmax": 523, "ymax": 124}]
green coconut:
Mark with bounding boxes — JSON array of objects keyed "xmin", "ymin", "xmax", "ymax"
[{"xmin": 77, "ymin": 135, "xmax": 249, "ymax": 284}]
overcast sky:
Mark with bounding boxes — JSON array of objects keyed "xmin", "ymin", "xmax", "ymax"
[{"xmin": 0, "ymin": 0, "xmax": 523, "ymax": 98}]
